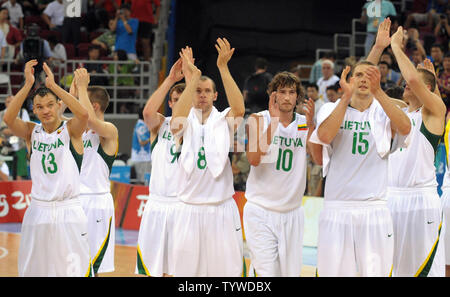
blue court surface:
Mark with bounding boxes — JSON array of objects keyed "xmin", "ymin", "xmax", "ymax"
[{"xmin": 0, "ymin": 223, "xmax": 317, "ymax": 266}]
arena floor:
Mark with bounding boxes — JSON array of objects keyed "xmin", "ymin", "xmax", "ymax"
[{"xmin": 0, "ymin": 223, "xmax": 317, "ymax": 277}]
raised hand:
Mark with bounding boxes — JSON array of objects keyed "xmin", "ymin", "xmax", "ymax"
[
  {"xmin": 74, "ymin": 68, "xmax": 90, "ymax": 89},
  {"xmin": 339, "ymin": 66, "xmax": 354, "ymax": 103},
  {"xmin": 69, "ymin": 74, "xmax": 78, "ymax": 98},
  {"xmin": 268, "ymin": 91, "xmax": 281, "ymax": 119},
  {"xmin": 24, "ymin": 59, "xmax": 38, "ymax": 86},
  {"xmin": 391, "ymin": 26, "xmax": 405, "ymax": 49},
  {"xmin": 215, "ymin": 37, "xmax": 235, "ymax": 69},
  {"xmin": 303, "ymin": 98, "xmax": 315, "ymax": 127},
  {"xmin": 168, "ymin": 57, "xmax": 184, "ymax": 83},
  {"xmin": 365, "ymin": 66, "xmax": 382, "ymax": 94},
  {"xmin": 374, "ymin": 17, "xmax": 391, "ymax": 49},
  {"xmin": 42, "ymin": 62, "xmax": 56, "ymax": 89},
  {"xmin": 418, "ymin": 58, "xmax": 436, "ymax": 76},
  {"xmin": 179, "ymin": 46, "xmax": 196, "ymax": 82}
]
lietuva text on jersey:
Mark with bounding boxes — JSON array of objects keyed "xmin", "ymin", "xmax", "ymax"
[
  {"xmin": 340, "ymin": 121, "xmax": 371, "ymax": 131},
  {"xmin": 32, "ymin": 139, "xmax": 64, "ymax": 152},
  {"xmin": 272, "ymin": 136, "xmax": 304, "ymax": 147}
]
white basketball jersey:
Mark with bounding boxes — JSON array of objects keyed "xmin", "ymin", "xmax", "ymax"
[
  {"xmin": 149, "ymin": 117, "xmax": 180, "ymax": 198},
  {"xmin": 177, "ymin": 112, "xmax": 235, "ymax": 204},
  {"xmin": 388, "ymin": 108, "xmax": 439, "ymax": 188},
  {"xmin": 80, "ymin": 130, "xmax": 116, "ymax": 194},
  {"xmin": 325, "ymin": 105, "xmax": 389, "ymax": 202},
  {"xmin": 245, "ymin": 110, "xmax": 308, "ymax": 212},
  {"xmin": 30, "ymin": 121, "xmax": 82, "ymax": 201}
]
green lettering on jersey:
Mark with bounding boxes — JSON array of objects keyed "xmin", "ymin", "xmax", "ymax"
[
  {"xmin": 84, "ymin": 139, "xmax": 93, "ymax": 148},
  {"xmin": 33, "ymin": 139, "xmax": 65, "ymax": 153}
]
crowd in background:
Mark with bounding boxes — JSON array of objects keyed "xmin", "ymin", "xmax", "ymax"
[{"xmin": 0, "ymin": 0, "xmax": 450, "ymax": 197}]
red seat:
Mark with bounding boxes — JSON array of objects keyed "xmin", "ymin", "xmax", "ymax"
[
  {"xmin": 77, "ymin": 42, "xmax": 93, "ymax": 59},
  {"xmin": 63, "ymin": 43, "xmax": 76, "ymax": 60},
  {"xmin": 89, "ymin": 31, "xmax": 103, "ymax": 41},
  {"xmin": 39, "ymin": 29, "xmax": 61, "ymax": 41},
  {"xmin": 24, "ymin": 15, "xmax": 48, "ymax": 30}
]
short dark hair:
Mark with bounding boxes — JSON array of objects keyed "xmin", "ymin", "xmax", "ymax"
[
  {"xmin": 385, "ymin": 86, "xmax": 404, "ymax": 99},
  {"xmin": 267, "ymin": 71, "xmax": 304, "ymax": 102},
  {"xmin": 88, "ymin": 44, "xmax": 101, "ymax": 53},
  {"xmin": 417, "ymin": 68, "xmax": 437, "ymax": 92},
  {"xmin": 378, "ymin": 61, "xmax": 391, "ymax": 69},
  {"xmin": 306, "ymin": 83, "xmax": 319, "ymax": 91},
  {"xmin": 87, "ymin": 86, "xmax": 110, "ymax": 112},
  {"xmin": 32, "ymin": 87, "xmax": 58, "ymax": 102},
  {"xmin": 431, "ymin": 43, "xmax": 444, "ymax": 52},
  {"xmin": 326, "ymin": 85, "xmax": 339, "ymax": 92},
  {"xmin": 255, "ymin": 58, "xmax": 268, "ymax": 70}
]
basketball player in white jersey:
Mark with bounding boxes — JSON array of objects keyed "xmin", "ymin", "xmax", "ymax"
[
  {"xmin": 388, "ymin": 27, "xmax": 447, "ymax": 277},
  {"xmin": 244, "ymin": 71, "xmax": 315, "ymax": 276},
  {"xmin": 70, "ymin": 68, "xmax": 119, "ymax": 276},
  {"xmin": 135, "ymin": 56, "xmax": 186, "ymax": 277},
  {"xmin": 4, "ymin": 60, "xmax": 91, "ymax": 276},
  {"xmin": 309, "ymin": 60, "xmax": 411, "ymax": 276},
  {"xmin": 170, "ymin": 39, "xmax": 245, "ymax": 277}
]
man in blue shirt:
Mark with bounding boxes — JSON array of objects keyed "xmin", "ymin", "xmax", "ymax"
[
  {"xmin": 131, "ymin": 107, "xmax": 151, "ymax": 184},
  {"xmin": 361, "ymin": 0, "xmax": 397, "ymax": 56},
  {"xmin": 111, "ymin": 3, "xmax": 139, "ymax": 62}
]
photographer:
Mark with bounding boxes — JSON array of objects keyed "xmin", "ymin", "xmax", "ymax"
[
  {"xmin": 15, "ymin": 23, "xmax": 52, "ymax": 83},
  {"xmin": 110, "ymin": 3, "xmax": 139, "ymax": 63},
  {"xmin": 0, "ymin": 95, "xmax": 29, "ymax": 180},
  {"xmin": 434, "ymin": 8, "xmax": 450, "ymax": 52}
]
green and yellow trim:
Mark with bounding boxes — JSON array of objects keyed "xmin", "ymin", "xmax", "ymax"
[
  {"xmin": 444, "ymin": 120, "xmax": 450, "ymax": 167},
  {"xmin": 414, "ymin": 221, "xmax": 443, "ymax": 277},
  {"xmin": 92, "ymin": 217, "xmax": 113, "ymax": 274},
  {"xmin": 136, "ymin": 245, "xmax": 151, "ymax": 276},
  {"xmin": 85, "ymin": 261, "xmax": 93, "ymax": 277}
]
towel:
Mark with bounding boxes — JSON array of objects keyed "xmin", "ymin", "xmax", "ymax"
[
  {"xmin": 309, "ymin": 98, "xmax": 400, "ymax": 177},
  {"xmin": 180, "ymin": 107, "xmax": 232, "ymax": 178}
]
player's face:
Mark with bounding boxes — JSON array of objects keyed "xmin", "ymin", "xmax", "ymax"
[
  {"xmin": 168, "ymin": 91, "xmax": 181, "ymax": 109},
  {"xmin": 194, "ymin": 79, "xmax": 217, "ymax": 112},
  {"xmin": 275, "ymin": 85, "xmax": 297, "ymax": 112},
  {"xmin": 33, "ymin": 94, "xmax": 61, "ymax": 125},
  {"xmin": 352, "ymin": 64, "xmax": 371, "ymax": 96}
]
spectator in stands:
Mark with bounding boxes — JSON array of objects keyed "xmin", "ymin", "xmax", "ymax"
[
  {"xmin": 47, "ymin": 35, "xmax": 65, "ymax": 65},
  {"xmin": 438, "ymin": 51, "xmax": 450, "ymax": 110},
  {"xmin": 0, "ymin": 7, "xmax": 13, "ymax": 60},
  {"xmin": 431, "ymin": 43, "xmax": 445, "ymax": 76},
  {"xmin": 91, "ymin": 17, "xmax": 116, "ymax": 56},
  {"xmin": 0, "ymin": 95, "xmax": 29, "ymax": 180},
  {"xmin": 108, "ymin": 48, "xmax": 135, "ymax": 86},
  {"xmin": 308, "ymin": 51, "xmax": 336, "ymax": 85},
  {"xmin": 61, "ymin": 4, "xmax": 82, "ymax": 53},
  {"xmin": 325, "ymin": 84, "xmax": 339, "ymax": 103},
  {"xmin": 1, "ymin": 0, "xmax": 23, "ymax": 30},
  {"xmin": 380, "ymin": 51, "xmax": 402, "ymax": 82},
  {"xmin": 306, "ymin": 83, "xmax": 324, "ymax": 119},
  {"xmin": 129, "ymin": 0, "xmax": 160, "ymax": 62},
  {"xmin": 404, "ymin": 0, "xmax": 447, "ymax": 29},
  {"xmin": 130, "ymin": 107, "xmax": 151, "ymax": 184},
  {"xmin": 111, "ymin": 3, "xmax": 139, "ymax": 63},
  {"xmin": 86, "ymin": 44, "xmax": 108, "ymax": 86},
  {"xmin": 41, "ymin": 0, "xmax": 64, "ymax": 31},
  {"xmin": 0, "ymin": 28, "xmax": 6, "ymax": 64},
  {"xmin": 360, "ymin": 0, "xmax": 397, "ymax": 56},
  {"xmin": 316, "ymin": 59, "xmax": 339, "ymax": 102},
  {"xmin": 378, "ymin": 61, "xmax": 397, "ymax": 90},
  {"xmin": 434, "ymin": 6, "xmax": 450, "ymax": 52},
  {"xmin": 243, "ymin": 57, "xmax": 273, "ymax": 114},
  {"xmin": 411, "ymin": 47, "xmax": 426, "ymax": 66},
  {"xmin": 404, "ymin": 28, "xmax": 428, "ymax": 61}
]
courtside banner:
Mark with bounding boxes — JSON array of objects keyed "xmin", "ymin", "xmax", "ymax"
[{"xmin": 0, "ymin": 180, "xmax": 32, "ymax": 223}]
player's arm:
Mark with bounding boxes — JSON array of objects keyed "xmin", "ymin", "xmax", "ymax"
[
  {"xmin": 3, "ymin": 59, "xmax": 37, "ymax": 140},
  {"xmin": 390, "ymin": 27, "xmax": 446, "ymax": 134},
  {"xmin": 246, "ymin": 92, "xmax": 280, "ymax": 167},
  {"xmin": 365, "ymin": 66, "xmax": 411, "ymax": 136},
  {"xmin": 215, "ymin": 38, "xmax": 245, "ymax": 122},
  {"xmin": 317, "ymin": 66, "xmax": 352, "ymax": 144},
  {"xmin": 303, "ymin": 97, "xmax": 316, "ymax": 151},
  {"xmin": 419, "ymin": 58, "xmax": 443, "ymax": 99},
  {"xmin": 170, "ymin": 48, "xmax": 201, "ymax": 137},
  {"xmin": 75, "ymin": 68, "xmax": 118, "ymax": 144},
  {"xmin": 366, "ymin": 18, "xmax": 391, "ymax": 64},
  {"xmin": 43, "ymin": 62, "xmax": 88, "ymax": 139},
  {"xmin": 144, "ymin": 57, "xmax": 184, "ymax": 137}
]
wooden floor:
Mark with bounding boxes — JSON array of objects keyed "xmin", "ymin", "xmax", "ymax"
[{"xmin": 0, "ymin": 232, "xmax": 316, "ymax": 277}]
